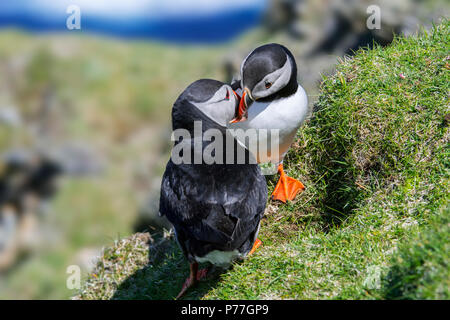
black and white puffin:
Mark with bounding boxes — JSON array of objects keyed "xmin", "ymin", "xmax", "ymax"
[
  {"xmin": 159, "ymin": 79, "xmax": 267, "ymax": 298},
  {"xmin": 228, "ymin": 43, "xmax": 308, "ymax": 203}
]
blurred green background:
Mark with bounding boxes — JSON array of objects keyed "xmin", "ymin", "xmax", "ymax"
[{"xmin": 0, "ymin": 0, "xmax": 448, "ymax": 299}]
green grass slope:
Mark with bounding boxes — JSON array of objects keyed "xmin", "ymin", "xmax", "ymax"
[{"xmin": 75, "ymin": 21, "xmax": 449, "ymax": 300}]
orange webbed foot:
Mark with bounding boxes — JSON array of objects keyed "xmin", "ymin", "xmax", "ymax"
[
  {"xmin": 176, "ymin": 263, "xmax": 208, "ymax": 299},
  {"xmin": 271, "ymin": 164, "xmax": 305, "ymax": 203},
  {"xmin": 248, "ymin": 238, "xmax": 262, "ymax": 256},
  {"xmin": 196, "ymin": 268, "xmax": 208, "ymax": 281}
]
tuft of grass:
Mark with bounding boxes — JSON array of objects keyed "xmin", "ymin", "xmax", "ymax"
[
  {"xmin": 381, "ymin": 207, "xmax": 449, "ymax": 299},
  {"xmin": 76, "ymin": 21, "xmax": 449, "ymax": 300},
  {"xmin": 74, "ymin": 232, "xmax": 218, "ymax": 300},
  {"xmin": 73, "ymin": 233, "xmax": 153, "ymax": 300}
]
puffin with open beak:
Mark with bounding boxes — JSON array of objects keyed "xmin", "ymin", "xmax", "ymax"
[
  {"xmin": 228, "ymin": 43, "xmax": 308, "ymax": 203},
  {"xmin": 160, "ymin": 79, "xmax": 267, "ymax": 299}
]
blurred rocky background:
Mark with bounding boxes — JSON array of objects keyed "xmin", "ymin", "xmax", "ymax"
[{"xmin": 0, "ymin": 0, "xmax": 448, "ymax": 299}]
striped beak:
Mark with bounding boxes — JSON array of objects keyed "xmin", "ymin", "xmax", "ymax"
[{"xmin": 230, "ymin": 87, "xmax": 252, "ymax": 123}]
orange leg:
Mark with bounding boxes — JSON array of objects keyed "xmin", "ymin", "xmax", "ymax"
[
  {"xmin": 176, "ymin": 262, "xmax": 208, "ymax": 299},
  {"xmin": 271, "ymin": 164, "xmax": 305, "ymax": 203},
  {"xmin": 248, "ymin": 238, "xmax": 262, "ymax": 256}
]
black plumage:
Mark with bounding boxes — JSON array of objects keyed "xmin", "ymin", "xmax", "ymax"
[{"xmin": 160, "ymin": 80, "xmax": 267, "ymax": 265}]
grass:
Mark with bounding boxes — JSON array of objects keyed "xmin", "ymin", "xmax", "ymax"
[
  {"xmin": 77, "ymin": 20, "xmax": 448, "ymax": 299},
  {"xmin": 382, "ymin": 207, "xmax": 449, "ymax": 299}
]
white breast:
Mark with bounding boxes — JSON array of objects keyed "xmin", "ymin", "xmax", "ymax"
[{"xmin": 228, "ymin": 85, "xmax": 308, "ymax": 164}]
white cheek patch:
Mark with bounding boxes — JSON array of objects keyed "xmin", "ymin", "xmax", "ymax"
[
  {"xmin": 192, "ymin": 85, "xmax": 236, "ymax": 126},
  {"xmin": 252, "ymin": 56, "xmax": 292, "ymax": 99}
]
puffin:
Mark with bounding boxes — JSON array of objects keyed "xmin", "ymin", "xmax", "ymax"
[
  {"xmin": 159, "ymin": 79, "xmax": 267, "ymax": 299},
  {"xmin": 228, "ymin": 43, "xmax": 308, "ymax": 203}
]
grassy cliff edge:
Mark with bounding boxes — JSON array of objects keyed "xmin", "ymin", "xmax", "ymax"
[{"xmin": 75, "ymin": 20, "xmax": 449, "ymax": 300}]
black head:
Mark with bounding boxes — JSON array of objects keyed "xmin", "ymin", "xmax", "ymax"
[
  {"xmin": 241, "ymin": 43, "xmax": 298, "ymax": 103},
  {"xmin": 172, "ymin": 79, "xmax": 239, "ymax": 132}
]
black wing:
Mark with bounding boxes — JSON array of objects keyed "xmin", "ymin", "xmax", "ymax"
[{"xmin": 160, "ymin": 158, "xmax": 267, "ymax": 260}]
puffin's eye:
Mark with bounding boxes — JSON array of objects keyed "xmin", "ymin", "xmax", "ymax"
[
  {"xmin": 265, "ymin": 81, "xmax": 272, "ymax": 89},
  {"xmin": 225, "ymin": 90, "xmax": 230, "ymax": 100}
]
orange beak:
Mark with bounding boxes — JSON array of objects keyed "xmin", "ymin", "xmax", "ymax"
[{"xmin": 230, "ymin": 90, "xmax": 249, "ymax": 123}]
